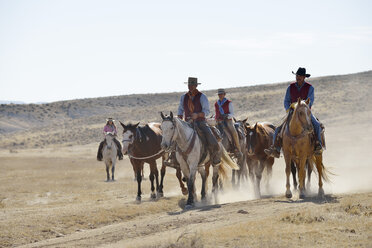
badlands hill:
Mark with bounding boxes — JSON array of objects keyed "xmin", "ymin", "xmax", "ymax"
[{"xmin": 0, "ymin": 70, "xmax": 371, "ymax": 149}]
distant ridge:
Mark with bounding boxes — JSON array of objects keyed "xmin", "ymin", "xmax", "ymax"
[{"xmin": 0, "ymin": 70, "xmax": 371, "ymax": 149}]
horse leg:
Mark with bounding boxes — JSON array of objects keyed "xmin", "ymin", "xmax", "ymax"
[
  {"xmin": 314, "ymin": 154, "xmax": 324, "ymax": 198},
  {"xmin": 185, "ymin": 166, "xmax": 197, "ymax": 209},
  {"xmin": 176, "ymin": 168, "xmax": 188, "ymax": 195},
  {"xmin": 111, "ymin": 161, "xmax": 116, "ymax": 181},
  {"xmin": 265, "ymin": 157, "xmax": 274, "ymax": 193},
  {"xmin": 247, "ymin": 159, "xmax": 256, "ymax": 192},
  {"xmin": 291, "ymin": 161, "xmax": 298, "ymax": 190},
  {"xmin": 306, "ymin": 159, "xmax": 312, "ymax": 193},
  {"xmin": 284, "ymin": 156, "xmax": 292, "ymax": 198},
  {"xmin": 298, "ymin": 158, "xmax": 307, "ymax": 199},
  {"xmin": 106, "ymin": 163, "xmax": 110, "ymax": 182},
  {"xmin": 254, "ymin": 161, "xmax": 265, "ymax": 198},
  {"xmin": 135, "ymin": 161, "xmax": 143, "ymax": 202},
  {"xmin": 212, "ymin": 164, "xmax": 220, "ymax": 204},
  {"xmin": 158, "ymin": 161, "xmax": 166, "ymax": 197},
  {"xmin": 149, "ymin": 162, "xmax": 157, "ymax": 200},
  {"xmin": 198, "ymin": 166, "xmax": 207, "ymax": 202}
]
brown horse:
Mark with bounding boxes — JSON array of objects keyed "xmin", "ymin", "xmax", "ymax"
[
  {"xmin": 282, "ymin": 98, "xmax": 330, "ymax": 199},
  {"xmin": 245, "ymin": 122, "xmax": 276, "ymax": 198},
  {"xmin": 119, "ymin": 122, "xmax": 184, "ymax": 202}
]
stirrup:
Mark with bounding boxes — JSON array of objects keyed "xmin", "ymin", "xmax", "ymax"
[{"xmin": 264, "ymin": 147, "xmax": 280, "ymax": 158}]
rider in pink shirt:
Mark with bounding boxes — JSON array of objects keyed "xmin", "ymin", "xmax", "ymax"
[{"xmin": 97, "ymin": 118, "xmax": 123, "ymax": 161}]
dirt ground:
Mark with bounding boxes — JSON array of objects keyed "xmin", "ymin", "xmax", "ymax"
[{"xmin": 0, "ymin": 122, "xmax": 372, "ymax": 247}]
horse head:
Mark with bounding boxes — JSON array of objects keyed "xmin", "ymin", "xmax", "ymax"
[
  {"xmin": 246, "ymin": 122, "xmax": 259, "ymax": 155},
  {"xmin": 120, "ymin": 121, "xmax": 140, "ymax": 155},
  {"xmin": 293, "ymin": 98, "xmax": 312, "ymax": 132},
  {"xmin": 104, "ymin": 132, "xmax": 115, "ymax": 150},
  {"xmin": 160, "ymin": 111, "xmax": 176, "ymax": 152}
]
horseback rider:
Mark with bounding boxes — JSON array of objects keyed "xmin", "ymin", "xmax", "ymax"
[
  {"xmin": 214, "ymin": 88, "xmax": 243, "ymax": 158},
  {"xmin": 177, "ymin": 77, "xmax": 221, "ymax": 166},
  {"xmin": 97, "ymin": 118, "xmax": 124, "ymax": 161},
  {"xmin": 265, "ymin": 67, "xmax": 323, "ymax": 158}
]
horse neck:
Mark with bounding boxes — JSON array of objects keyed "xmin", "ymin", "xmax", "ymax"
[
  {"xmin": 289, "ymin": 108, "xmax": 304, "ymax": 136},
  {"xmin": 174, "ymin": 119, "xmax": 193, "ymax": 150}
]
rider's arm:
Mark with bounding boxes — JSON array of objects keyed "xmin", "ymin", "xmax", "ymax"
[
  {"xmin": 177, "ymin": 94, "xmax": 185, "ymax": 119},
  {"xmin": 200, "ymin": 94, "xmax": 210, "ymax": 117},
  {"xmin": 307, "ymin": 85, "xmax": 314, "ymax": 108},
  {"xmin": 227, "ymin": 102, "xmax": 234, "ymax": 119},
  {"xmin": 284, "ymin": 86, "xmax": 291, "ymax": 111}
]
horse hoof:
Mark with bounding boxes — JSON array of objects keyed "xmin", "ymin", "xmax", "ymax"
[
  {"xmin": 185, "ymin": 204, "xmax": 194, "ymax": 210},
  {"xmin": 318, "ymin": 188, "xmax": 325, "ymax": 198},
  {"xmin": 157, "ymin": 192, "xmax": 164, "ymax": 198},
  {"xmin": 299, "ymin": 193, "xmax": 306, "ymax": 199},
  {"xmin": 285, "ymin": 190, "xmax": 292, "ymax": 199},
  {"xmin": 182, "ymin": 188, "xmax": 188, "ymax": 195},
  {"xmin": 150, "ymin": 193, "xmax": 157, "ymax": 199},
  {"xmin": 136, "ymin": 196, "xmax": 141, "ymax": 203}
]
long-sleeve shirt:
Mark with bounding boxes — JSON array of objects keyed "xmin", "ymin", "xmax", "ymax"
[
  {"xmin": 216, "ymin": 98, "xmax": 235, "ymax": 119},
  {"xmin": 177, "ymin": 93, "xmax": 210, "ymax": 117},
  {"xmin": 103, "ymin": 125, "xmax": 117, "ymax": 135},
  {"xmin": 284, "ymin": 82, "xmax": 314, "ymax": 110}
]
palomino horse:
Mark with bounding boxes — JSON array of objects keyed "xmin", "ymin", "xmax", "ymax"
[
  {"xmin": 245, "ymin": 122, "xmax": 276, "ymax": 198},
  {"xmin": 160, "ymin": 112, "xmax": 239, "ymax": 209},
  {"xmin": 120, "ymin": 122, "xmax": 167, "ymax": 202},
  {"xmin": 282, "ymin": 98, "xmax": 330, "ymax": 199},
  {"xmin": 102, "ymin": 132, "xmax": 118, "ymax": 181}
]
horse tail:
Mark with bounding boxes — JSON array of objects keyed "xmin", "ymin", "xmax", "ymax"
[
  {"xmin": 220, "ymin": 145, "xmax": 240, "ymax": 170},
  {"xmin": 311, "ymin": 155, "xmax": 333, "ymax": 183},
  {"xmin": 218, "ymin": 161, "xmax": 228, "ymax": 182}
]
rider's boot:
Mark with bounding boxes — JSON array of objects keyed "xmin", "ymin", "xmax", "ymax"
[
  {"xmin": 264, "ymin": 146, "xmax": 280, "ymax": 158},
  {"xmin": 314, "ymin": 141, "xmax": 322, "ymax": 155},
  {"xmin": 97, "ymin": 141, "xmax": 104, "ymax": 161}
]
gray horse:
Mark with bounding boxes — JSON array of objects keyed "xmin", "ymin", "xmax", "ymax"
[{"xmin": 102, "ymin": 132, "xmax": 118, "ymax": 181}]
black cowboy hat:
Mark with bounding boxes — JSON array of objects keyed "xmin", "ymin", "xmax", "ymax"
[
  {"xmin": 184, "ymin": 77, "xmax": 201, "ymax": 85},
  {"xmin": 292, "ymin": 67, "xmax": 311, "ymax": 78}
]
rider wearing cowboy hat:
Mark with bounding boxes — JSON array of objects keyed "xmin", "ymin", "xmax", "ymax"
[
  {"xmin": 177, "ymin": 77, "xmax": 221, "ymax": 166},
  {"xmin": 97, "ymin": 118, "xmax": 124, "ymax": 161},
  {"xmin": 215, "ymin": 88, "xmax": 243, "ymax": 158},
  {"xmin": 265, "ymin": 67, "xmax": 323, "ymax": 158}
]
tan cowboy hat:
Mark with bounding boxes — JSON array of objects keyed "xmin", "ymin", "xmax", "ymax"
[
  {"xmin": 106, "ymin": 117, "xmax": 115, "ymax": 122},
  {"xmin": 184, "ymin": 77, "xmax": 201, "ymax": 85},
  {"xmin": 217, "ymin": 88, "xmax": 226, "ymax": 95}
]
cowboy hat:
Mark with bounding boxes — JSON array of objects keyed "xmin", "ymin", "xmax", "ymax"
[
  {"xmin": 217, "ymin": 88, "xmax": 226, "ymax": 95},
  {"xmin": 106, "ymin": 117, "xmax": 115, "ymax": 122},
  {"xmin": 184, "ymin": 77, "xmax": 201, "ymax": 85},
  {"xmin": 292, "ymin": 67, "xmax": 311, "ymax": 78}
]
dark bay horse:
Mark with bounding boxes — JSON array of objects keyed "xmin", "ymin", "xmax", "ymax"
[
  {"xmin": 245, "ymin": 122, "xmax": 276, "ymax": 198},
  {"xmin": 120, "ymin": 122, "xmax": 166, "ymax": 202},
  {"xmin": 282, "ymin": 98, "xmax": 330, "ymax": 199}
]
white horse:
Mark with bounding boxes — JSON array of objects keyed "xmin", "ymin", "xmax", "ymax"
[
  {"xmin": 160, "ymin": 112, "xmax": 239, "ymax": 209},
  {"xmin": 102, "ymin": 132, "xmax": 118, "ymax": 181}
]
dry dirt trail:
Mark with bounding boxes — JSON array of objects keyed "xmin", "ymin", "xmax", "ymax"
[{"xmin": 17, "ymin": 193, "xmax": 372, "ymax": 248}]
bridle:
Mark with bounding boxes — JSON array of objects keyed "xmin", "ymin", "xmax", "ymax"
[{"xmin": 162, "ymin": 119, "xmax": 178, "ymax": 153}]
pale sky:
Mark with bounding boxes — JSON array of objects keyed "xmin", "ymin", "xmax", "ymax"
[{"xmin": 0, "ymin": 0, "xmax": 371, "ymax": 103}]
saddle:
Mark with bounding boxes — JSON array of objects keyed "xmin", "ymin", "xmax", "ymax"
[
  {"xmin": 216, "ymin": 121, "xmax": 244, "ymax": 152},
  {"xmin": 278, "ymin": 109, "xmax": 326, "ymax": 149}
]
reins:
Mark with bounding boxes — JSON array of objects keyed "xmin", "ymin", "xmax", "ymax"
[{"xmin": 127, "ymin": 149, "xmax": 164, "ymax": 160}]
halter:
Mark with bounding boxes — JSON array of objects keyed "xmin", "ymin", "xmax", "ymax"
[{"xmin": 162, "ymin": 119, "xmax": 178, "ymax": 153}]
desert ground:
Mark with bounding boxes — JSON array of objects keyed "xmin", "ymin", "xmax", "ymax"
[{"xmin": 0, "ymin": 71, "xmax": 372, "ymax": 247}]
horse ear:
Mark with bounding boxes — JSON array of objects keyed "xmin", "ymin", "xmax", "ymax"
[
  {"xmin": 160, "ymin": 112, "xmax": 165, "ymax": 120},
  {"xmin": 305, "ymin": 97, "xmax": 311, "ymax": 105},
  {"xmin": 119, "ymin": 121, "xmax": 126, "ymax": 129},
  {"xmin": 297, "ymin": 97, "xmax": 301, "ymax": 105},
  {"xmin": 170, "ymin": 111, "xmax": 173, "ymax": 120},
  {"xmin": 254, "ymin": 122, "xmax": 258, "ymax": 130},
  {"xmin": 233, "ymin": 117, "xmax": 237, "ymax": 122},
  {"xmin": 134, "ymin": 122, "xmax": 140, "ymax": 128},
  {"xmin": 242, "ymin": 118, "xmax": 248, "ymax": 124}
]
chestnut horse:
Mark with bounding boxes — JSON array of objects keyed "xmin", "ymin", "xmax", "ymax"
[
  {"xmin": 245, "ymin": 122, "xmax": 276, "ymax": 198},
  {"xmin": 282, "ymin": 98, "xmax": 330, "ymax": 199}
]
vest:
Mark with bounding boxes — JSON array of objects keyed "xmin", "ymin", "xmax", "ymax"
[
  {"xmin": 290, "ymin": 82, "xmax": 311, "ymax": 105},
  {"xmin": 183, "ymin": 92, "xmax": 205, "ymax": 121},
  {"xmin": 215, "ymin": 99, "xmax": 231, "ymax": 121}
]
